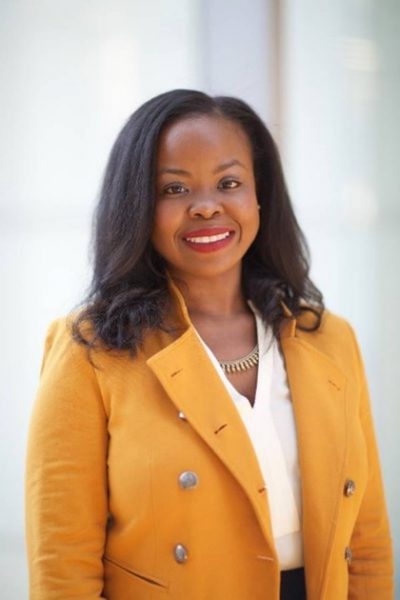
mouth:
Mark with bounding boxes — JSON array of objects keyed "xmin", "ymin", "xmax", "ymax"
[{"xmin": 182, "ymin": 227, "xmax": 235, "ymax": 253}]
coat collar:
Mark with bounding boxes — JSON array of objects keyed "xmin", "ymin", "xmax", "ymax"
[
  {"xmin": 164, "ymin": 272, "xmax": 297, "ymax": 339},
  {"xmin": 146, "ymin": 276, "xmax": 347, "ymax": 597}
]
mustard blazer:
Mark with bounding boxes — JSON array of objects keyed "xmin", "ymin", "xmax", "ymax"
[{"xmin": 25, "ymin": 280, "xmax": 394, "ymax": 599}]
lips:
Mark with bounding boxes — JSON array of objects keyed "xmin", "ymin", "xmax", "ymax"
[{"xmin": 182, "ymin": 227, "xmax": 235, "ymax": 253}]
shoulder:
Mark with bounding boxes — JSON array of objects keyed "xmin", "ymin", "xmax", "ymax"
[
  {"xmin": 39, "ymin": 315, "xmax": 96, "ymax": 383},
  {"xmin": 39, "ymin": 312, "xmax": 150, "ymax": 386},
  {"xmin": 38, "ymin": 311, "xmax": 118, "ymax": 385},
  {"xmin": 294, "ymin": 307, "xmax": 363, "ymax": 382},
  {"xmin": 295, "ymin": 305, "xmax": 356, "ymax": 339}
]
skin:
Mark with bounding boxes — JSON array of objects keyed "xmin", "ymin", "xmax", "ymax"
[{"xmin": 152, "ymin": 115, "xmax": 261, "ymax": 404}]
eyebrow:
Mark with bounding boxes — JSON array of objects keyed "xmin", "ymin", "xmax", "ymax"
[{"xmin": 158, "ymin": 159, "xmax": 246, "ymax": 177}]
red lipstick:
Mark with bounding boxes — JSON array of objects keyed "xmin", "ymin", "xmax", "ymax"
[{"xmin": 182, "ymin": 227, "xmax": 235, "ymax": 253}]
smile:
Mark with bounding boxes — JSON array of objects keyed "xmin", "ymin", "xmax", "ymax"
[
  {"xmin": 182, "ymin": 229, "xmax": 235, "ymax": 253},
  {"xmin": 185, "ymin": 232, "xmax": 231, "ymax": 244}
]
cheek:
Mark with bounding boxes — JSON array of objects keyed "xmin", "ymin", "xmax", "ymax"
[
  {"xmin": 236, "ymin": 194, "xmax": 260, "ymax": 231},
  {"xmin": 152, "ymin": 203, "xmax": 172, "ymax": 235},
  {"xmin": 248, "ymin": 213, "xmax": 260, "ymax": 243},
  {"xmin": 151, "ymin": 203, "xmax": 181, "ymax": 252}
]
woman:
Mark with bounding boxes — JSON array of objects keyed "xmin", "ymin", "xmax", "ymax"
[{"xmin": 25, "ymin": 89, "xmax": 393, "ymax": 599}]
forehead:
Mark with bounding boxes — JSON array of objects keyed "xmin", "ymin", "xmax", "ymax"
[{"xmin": 156, "ymin": 115, "xmax": 253, "ymax": 165}]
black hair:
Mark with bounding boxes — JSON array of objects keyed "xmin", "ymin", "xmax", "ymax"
[{"xmin": 72, "ymin": 89, "xmax": 323, "ymax": 355}]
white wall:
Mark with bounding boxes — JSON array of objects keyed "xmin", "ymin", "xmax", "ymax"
[{"xmin": 199, "ymin": 0, "xmax": 276, "ymax": 126}]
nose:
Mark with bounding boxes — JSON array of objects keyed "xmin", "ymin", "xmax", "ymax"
[{"xmin": 188, "ymin": 194, "xmax": 223, "ymax": 219}]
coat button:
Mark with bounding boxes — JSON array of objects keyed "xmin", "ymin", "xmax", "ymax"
[
  {"xmin": 344, "ymin": 479, "xmax": 356, "ymax": 497},
  {"xmin": 178, "ymin": 411, "xmax": 187, "ymax": 420},
  {"xmin": 178, "ymin": 471, "xmax": 199, "ymax": 489},
  {"xmin": 344, "ymin": 546, "xmax": 352, "ymax": 564},
  {"xmin": 174, "ymin": 543, "xmax": 188, "ymax": 563}
]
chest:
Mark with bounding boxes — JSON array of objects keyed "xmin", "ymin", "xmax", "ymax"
[
  {"xmin": 225, "ymin": 367, "xmax": 258, "ymax": 406},
  {"xmin": 190, "ymin": 312, "xmax": 258, "ymax": 406}
]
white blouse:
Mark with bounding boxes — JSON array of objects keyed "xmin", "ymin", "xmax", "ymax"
[{"xmin": 195, "ymin": 305, "xmax": 304, "ymax": 570}]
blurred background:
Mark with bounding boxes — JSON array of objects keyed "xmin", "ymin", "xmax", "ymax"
[{"xmin": 1, "ymin": 0, "xmax": 399, "ymax": 596}]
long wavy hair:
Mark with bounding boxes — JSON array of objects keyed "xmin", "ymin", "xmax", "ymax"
[{"xmin": 72, "ymin": 89, "xmax": 324, "ymax": 355}]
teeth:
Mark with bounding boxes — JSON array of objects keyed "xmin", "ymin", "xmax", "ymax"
[{"xmin": 185, "ymin": 232, "xmax": 231, "ymax": 244}]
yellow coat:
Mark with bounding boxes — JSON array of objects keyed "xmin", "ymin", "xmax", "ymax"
[{"xmin": 25, "ymin": 280, "xmax": 394, "ymax": 599}]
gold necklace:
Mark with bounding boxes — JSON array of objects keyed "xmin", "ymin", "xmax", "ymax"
[{"xmin": 219, "ymin": 344, "xmax": 259, "ymax": 374}]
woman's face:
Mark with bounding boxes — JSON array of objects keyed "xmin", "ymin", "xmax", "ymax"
[{"xmin": 151, "ymin": 114, "xmax": 260, "ymax": 282}]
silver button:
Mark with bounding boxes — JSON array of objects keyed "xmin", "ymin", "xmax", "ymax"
[
  {"xmin": 344, "ymin": 546, "xmax": 352, "ymax": 564},
  {"xmin": 178, "ymin": 411, "xmax": 187, "ymax": 420},
  {"xmin": 344, "ymin": 479, "xmax": 356, "ymax": 497},
  {"xmin": 178, "ymin": 471, "xmax": 199, "ymax": 489},
  {"xmin": 174, "ymin": 543, "xmax": 188, "ymax": 563}
]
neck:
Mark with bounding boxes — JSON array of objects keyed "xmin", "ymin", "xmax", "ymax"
[{"xmin": 168, "ymin": 267, "xmax": 249, "ymax": 319}]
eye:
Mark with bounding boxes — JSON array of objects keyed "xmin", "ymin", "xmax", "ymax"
[
  {"xmin": 162, "ymin": 183, "xmax": 188, "ymax": 195},
  {"xmin": 218, "ymin": 178, "xmax": 241, "ymax": 190}
]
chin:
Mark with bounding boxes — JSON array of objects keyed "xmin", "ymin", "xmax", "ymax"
[{"xmin": 171, "ymin": 260, "xmax": 243, "ymax": 281}]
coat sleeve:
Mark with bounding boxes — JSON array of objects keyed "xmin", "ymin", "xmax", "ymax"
[
  {"xmin": 25, "ymin": 319, "xmax": 109, "ymax": 599},
  {"xmin": 345, "ymin": 322, "xmax": 394, "ymax": 599}
]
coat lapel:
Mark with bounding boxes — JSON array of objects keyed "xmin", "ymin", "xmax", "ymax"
[
  {"xmin": 280, "ymin": 327, "xmax": 348, "ymax": 596},
  {"xmin": 147, "ymin": 325, "xmax": 276, "ymax": 551}
]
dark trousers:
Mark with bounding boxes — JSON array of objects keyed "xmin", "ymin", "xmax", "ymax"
[{"xmin": 280, "ymin": 568, "xmax": 306, "ymax": 600}]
